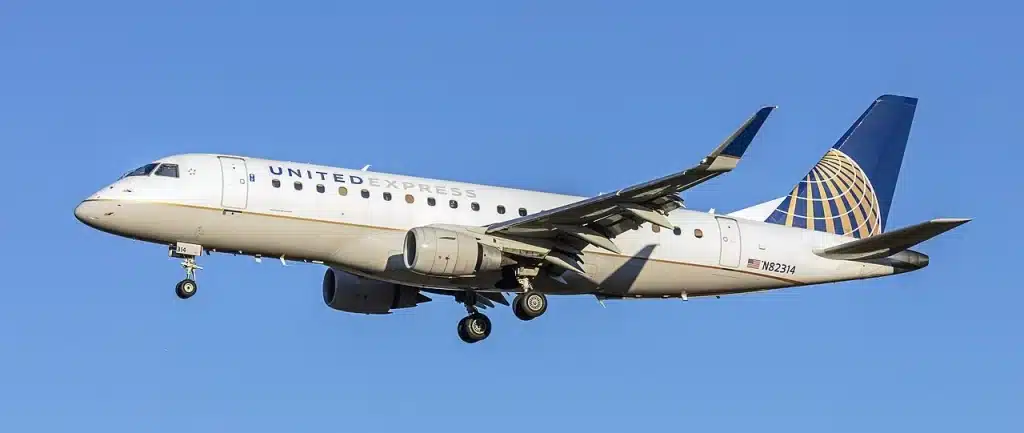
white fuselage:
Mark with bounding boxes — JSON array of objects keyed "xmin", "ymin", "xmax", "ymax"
[{"xmin": 74, "ymin": 153, "xmax": 908, "ymax": 298}]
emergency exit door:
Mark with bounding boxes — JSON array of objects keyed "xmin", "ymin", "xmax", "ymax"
[
  {"xmin": 716, "ymin": 216, "xmax": 741, "ymax": 267},
  {"xmin": 219, "ymin": 157, "xmax": 248, "ymax": 209}
]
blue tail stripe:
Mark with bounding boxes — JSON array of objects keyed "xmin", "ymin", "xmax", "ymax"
[
  {"xmin": 793, "ymin": 194, "xmax": 808, "ymax": 219},
  {"xmin": 832, "ymin": 95, "xmax": 917, "ymax": 229},
  {"xmin": 826, "ymin": 193, "xmax": 842, "ymax": 224}
]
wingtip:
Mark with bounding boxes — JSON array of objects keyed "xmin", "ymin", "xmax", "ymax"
[
  {"xmin": 716, "ymin": 105, "xmax": 776, "ymax": 158},
  {"xmin": 754, "ymin": 105, "xmax": 776, "ymax": 117}
]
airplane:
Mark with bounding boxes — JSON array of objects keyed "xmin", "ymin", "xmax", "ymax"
[{"xmin": 74, "ymin": 94, "xmax": 969, "ymax": 343}]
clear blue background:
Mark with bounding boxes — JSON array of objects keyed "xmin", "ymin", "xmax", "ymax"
[{"xmin": 1, "ymin": 1, "xmax": 1020, "ymax": 431}]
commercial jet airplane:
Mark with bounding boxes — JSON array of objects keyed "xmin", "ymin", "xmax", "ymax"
[{"xmin": 75, "ymin": 94, "xmax": 969, "ymax": 343}]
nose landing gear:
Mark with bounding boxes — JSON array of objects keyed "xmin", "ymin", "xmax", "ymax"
[{"xmin": 170, "ymin": 242, "xmax": 203, "ymax": 300}]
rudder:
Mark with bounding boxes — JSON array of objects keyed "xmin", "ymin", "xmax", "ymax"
[{"xmin": 764, "ymin": 94, "xmax": 918, "ymax": 238}]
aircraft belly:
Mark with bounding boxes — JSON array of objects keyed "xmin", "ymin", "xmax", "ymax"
[{"xmin": 579, "ymin": 252, "xmax": 790, "ymax": 297}]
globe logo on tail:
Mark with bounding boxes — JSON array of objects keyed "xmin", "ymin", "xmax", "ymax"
[{"xmin": 767, "ymin": 149, "xmax": 882, "ymax": 238}]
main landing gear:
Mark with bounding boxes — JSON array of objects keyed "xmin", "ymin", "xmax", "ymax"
[
  {"xmin": 457, "ymin": 313, "xmax": 492, "ymax": 344},
  {"xmin": 512, "ymin": 291, "xmax": 547, "ymax": 321},
  {"xmin": 453, "ymin": 290, "xmax": 548, "ymax": 344},
  {"xmin": 453, "ymin": 271, "xmax": 549, "ymax": 344},
  {"xmin": 508, "ymin": 271, "xmax": 547, "ymax": 321},
  {"xmin": 455, "ymin": 291, "xmax": 492, "ymax": 344},
  {"xmin": 170, "ymin": 242, "xmax": 203, "ymax": 300}
]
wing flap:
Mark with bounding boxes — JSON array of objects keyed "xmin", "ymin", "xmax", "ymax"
[
  {"xmin": 620, "ymin": 204, "xmax": 675, "ymax": 229},
  {"xmin": 553, "ymin": 224, "xmax": 621, "ymax": 254},
  {"xmin": 815, "ymin": 218, "xmax": 971, "ymax": 260}
]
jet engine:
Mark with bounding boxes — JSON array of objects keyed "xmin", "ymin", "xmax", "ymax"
[
  {"xmin": 322, "ymin": 268, "xmax": 430, "ymax": 314},
  {"xmin": 403, "ymin": 226, "xmax": 504, "ymax": 277}
]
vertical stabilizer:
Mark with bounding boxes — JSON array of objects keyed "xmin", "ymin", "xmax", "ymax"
[{"xmin": 764, "ymin": 94, "xmax": 918, "ymax": 238}]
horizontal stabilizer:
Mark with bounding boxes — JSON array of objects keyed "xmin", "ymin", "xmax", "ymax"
[{"xmin": 815, "ymin": 218, "xmax": 970, "ymax": 260}]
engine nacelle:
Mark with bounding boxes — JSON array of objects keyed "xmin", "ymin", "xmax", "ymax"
[
  {"xmin": 403, "ymin": 226, "xmax": 503, "ymax": 277},
  {"xmin": 322, "ymin": 268, "xmax": 429, "ymax": 314}
]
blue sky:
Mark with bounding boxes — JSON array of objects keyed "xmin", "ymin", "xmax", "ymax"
[{"xmin": 1, "ymin": 1, "xmax": 1021, "ymax": 431}]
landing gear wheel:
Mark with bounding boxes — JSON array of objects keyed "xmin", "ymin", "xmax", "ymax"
[
  {"xmin": 513, "ymin": 292, "xmax": 547, "ymax": 321},
  {"xmin": 175, "ymin": 279, "xmax": 198, "ymax": 299},
  {"xmin": 457, "ymin": 313, "xmax": 491, "ymax": 343}
]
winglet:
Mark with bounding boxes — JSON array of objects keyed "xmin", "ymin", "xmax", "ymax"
[
  {"xmin": 815, "ymin": 218, "xmax": 971, "ymax": 261},
  {"xmin": 702, "ymin": 106, "xmax": 776, "ymax": 171}
]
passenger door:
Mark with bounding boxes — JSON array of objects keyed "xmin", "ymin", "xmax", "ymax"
[
  {"xmin": 715, "ymin": 216, "xmax": 741, "ymax": 267},
  {"xmin": 219, "ymin": 156, "xmax": 248, "ymax": 209}
]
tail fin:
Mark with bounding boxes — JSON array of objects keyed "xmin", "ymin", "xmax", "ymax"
[{"xmin": 764, "ymin": 94, "xmax": 918, "ymax": 238}]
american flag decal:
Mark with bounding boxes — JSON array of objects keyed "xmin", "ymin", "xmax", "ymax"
[{"xmin": 746, "ymin": 258, "xmax": 761, "ymax": 269}]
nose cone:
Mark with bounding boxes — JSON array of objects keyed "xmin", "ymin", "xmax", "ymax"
[
  {"xmin": 74, "ymin": 199, "xmax": 116, "ymax": 230},
  {"xmin": 74, "ymin": 200, "xmax": 98, "ymax": 226}
]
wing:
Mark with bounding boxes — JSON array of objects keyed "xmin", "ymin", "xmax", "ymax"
[{"xmin": 484, "ymin": 106, "xmax": 776, "ymax": 255}]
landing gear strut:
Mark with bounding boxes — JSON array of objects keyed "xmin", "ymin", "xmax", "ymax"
[
  {"xmin": 170, "ymin": 242, "xmax": 203, "ymax": 300},
  {"xmin": 454, "ymin": 291, "xmax": 492, "ymax": 344}
]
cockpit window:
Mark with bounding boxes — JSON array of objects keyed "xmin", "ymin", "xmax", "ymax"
[
  {"xmin": 122, "ymin": 163, "xmax": 159, "ymax": 178},
  {"xmin": 154, "ymin": 164, "xmax": 180, "ymax": 178}
]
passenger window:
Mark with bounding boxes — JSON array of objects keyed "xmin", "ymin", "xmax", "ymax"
[
  {"xmin": 383, "ymin": 192, "xmax": 392, "ymax": 201},
  {"xmin": 272, "ymin": 179, "xmax": 281, "ymax": 188},
  {"xmin": 471, "ymin": 202, "xmax": 480, "ymax": 211},
  {"xmin": 316, "ymin": 184, "xmax": 325, "ymax": 193},
  {"xmin": 154, "ymin": 164, "xmax": 179, "ymax": 178},
  {"xmin": 519, "ymin": 207, "xmax": 527, "ymax": 216},
  {"xmin": 449, "ymin": 200, "xmax": 458, "ymax": 209},
  {"xmin": 361, "ymin": 189, "xmax": 370, "ymax": 198},
  {"xmin": 294, "ymin": 181, "xmax": 303, "ymax": 191},
  {"xmin": 497, "ymin": 205, "xmax": 506, "ymax": 214},
  {"xmin": 673, "ymin": 227, "xmax": 682, "ymax": 236},
  {"xmin": 405, "ymin": 194, "xmax": 415, "ymax": 204},
  {"xmin": 427, "ymin": 197, "xmax": 436, "ymax": 206},
  {"xmin": 652, "ymin": 225, "xmax": 661, "ymax": 233},
  {"xmin": 338, "ymin": 186, "xmax": 348, "ymax": 196}
]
